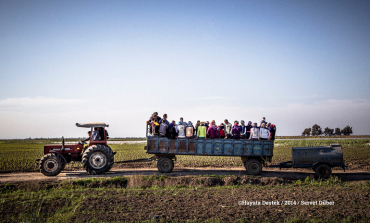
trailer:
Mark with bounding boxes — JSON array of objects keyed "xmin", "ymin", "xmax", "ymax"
[
  {"xmin": 269, "ymin": 144, "xmax": 345, "ymax": 178},
  {"xmin": 37, "ymin": 122, "xmax": 344, "ymax": 178},
  {"xmin": 143, "ymin": 136, "xmax": 274, "ymax": 175}
]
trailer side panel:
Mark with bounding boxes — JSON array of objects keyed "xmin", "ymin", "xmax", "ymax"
[{"xmin": 146, "ymin": 137, "xmax": 274, "ymax": 157}]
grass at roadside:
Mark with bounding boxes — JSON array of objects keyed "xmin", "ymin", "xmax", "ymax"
[{"xmin": 1, "ymin": 175, "xmax": 369, "ymax": 194}]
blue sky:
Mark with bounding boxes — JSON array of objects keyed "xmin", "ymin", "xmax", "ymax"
[{"xmin": 0, "ymin": 0, "xmax": 369, "ymax": 138}]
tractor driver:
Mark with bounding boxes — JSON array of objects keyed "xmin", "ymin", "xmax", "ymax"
[
  {"xmin": 98, "ymin": 127, "xmax": 109, "ymax": 140},
  {"xmin": 81, "ymin": 131, "xmax": 92, "ymax": 143}
]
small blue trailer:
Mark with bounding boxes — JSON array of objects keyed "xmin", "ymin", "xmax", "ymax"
[
  {"xmin": 143, "ymin": 136, "xmax": 274, "ymax": 175},
  {"xmin": 270, "ymin": 144, "xmax": 345, "ymax": 178}
]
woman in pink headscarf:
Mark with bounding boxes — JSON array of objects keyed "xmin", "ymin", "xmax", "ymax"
[{"xmin": 209, "ymin": 120, "xmax": 218, "ymax": 129}]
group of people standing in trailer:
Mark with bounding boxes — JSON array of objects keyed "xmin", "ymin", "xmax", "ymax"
[{"xmin": 147, "ymin": 112, "xmax": 276, "ymax": 141}]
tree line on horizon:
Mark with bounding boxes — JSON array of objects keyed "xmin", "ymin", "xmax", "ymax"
[{"xmin": 302, "ymin": 124, "xmax": 353, "ymax": 136}]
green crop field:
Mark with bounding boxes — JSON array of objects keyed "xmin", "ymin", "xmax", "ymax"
[{"xmin": 0, "ymin": 139, "xmax": 370, "ymax": 173}]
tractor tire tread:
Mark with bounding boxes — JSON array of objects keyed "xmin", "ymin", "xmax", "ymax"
[
  {"xmin": 81, "ymin": 144, "xmax": 114, "ymax": 175},
  {"xmin": 39, "ymin": 153, "xmax": 63, "ymax": 176}
]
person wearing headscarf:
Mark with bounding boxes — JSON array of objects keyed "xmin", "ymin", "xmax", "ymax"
[
  {"xmin": 240, "ymin": 120, "xmax": 246, "ymax": 139},
  {"xmin": 207, "ymin": 124, "xmax": 219, "ymax": 139},
  {"xmin": 245, "ymin": 121, "xmax": 252, "ymax": 139},
  {"xmin": 196, "ymin": 121, "xmax": 207, "ymax": 139},
  {"xmin": 224, "ymin": 119, "xmax": 233, "ymax": 139},
  {"xmin": 218, "ymin": 123, "xmax": 225, "ymax": 138},
  {"xmin": 177, "ymin": 121, "xmax": 186, "ymax": 138},
  {"xmin": 268, "ymin": 124, "xmax": 276, "ymax": 141},
  {"xmin": 237, "ymin": 120, "xmax": 243, "ymax": 132},
  {"xmin": 259, "ymin": 123, "xmax": 270, "ymax": 140},
  {"xmin": 166, "ymin": 123, "xmax": 177, "ymax": 139},
  {"xmin": 266, "ymin": 122, "xmax": 271, "ymax": 130},
  {"xmin": 209, "ymin": 120, "xmax": 218, "ymax": 129},
  {"xmin": 248, "ymin": 123, "xmax": 259, "ymax": 141},
  {"xmin": 186, "ymin": 121, "xmax": 195, "ymax": 138},
  {"xmin": 232, "ymin": 121, "xmax": 241, "ymax": 139}
]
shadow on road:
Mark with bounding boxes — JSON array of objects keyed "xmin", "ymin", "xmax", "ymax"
[
  {"xmin": 61, "ymin": 168, "xmax": 370, "ymax": 181},
  {"xmin": 261, "ymin": 170, "xmax": 370, "ymax": 181}
]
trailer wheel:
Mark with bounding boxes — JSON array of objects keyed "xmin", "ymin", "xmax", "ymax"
[
  {"xmin": 245, "ymin": 159, "xmax": 262, "ymax": 175},
  {"xmin": 82, "ymin": 144, "xmax": 114, "ymax": 175},
  {"xmin": 315, "ymin": 164, "xmax": 331, "ymax": 178},
  {"xmin": 157, "ymin": 157, "xmax": 174, "ymax": 173},
  {"xmin": 39, "ymin": 153, "xmax": 63, "ymax": 176}
]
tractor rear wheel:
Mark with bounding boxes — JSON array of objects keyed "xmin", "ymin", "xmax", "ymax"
[
  {"xmin": 39, "ymin": 153, "xmax": 63, "ymax": 176},
  {"xmin": 245, "ymin": 159, "xmax": 262, "ymax": 175},
  {"xmin": 157, "ymin": 157, "xmax": 174, "ymax": 173},
  {"xmin": 82, "ymin": 144, "xmax": 114, "ymax": 175}
]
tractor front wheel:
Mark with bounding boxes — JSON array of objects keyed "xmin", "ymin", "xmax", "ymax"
[
  {"xmin": 82, "ymin": 144, "xmax": 114, "ymax": 175},
  {"xmin": 39, "ymin": 153, "xmax": 63, "ymax": 176}
]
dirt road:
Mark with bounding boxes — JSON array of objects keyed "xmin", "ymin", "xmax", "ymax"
[{"xmin": 1, "ymin": 167, "xmax": 370, "ymax": 183}]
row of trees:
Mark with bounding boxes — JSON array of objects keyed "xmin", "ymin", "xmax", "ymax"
[{"xmin": 302, "ymin": 124, "xmax": 353, "ymax": 136}]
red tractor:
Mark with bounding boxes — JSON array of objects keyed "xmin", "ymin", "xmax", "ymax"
[{"xmin": 37, "ymin": 123, "xmax": 115, "ymax": 176}]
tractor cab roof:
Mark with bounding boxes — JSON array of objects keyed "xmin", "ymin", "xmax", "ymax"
[{"xmin": 76, "ymin": 123, "xmax": 109, "ymax": 128}]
